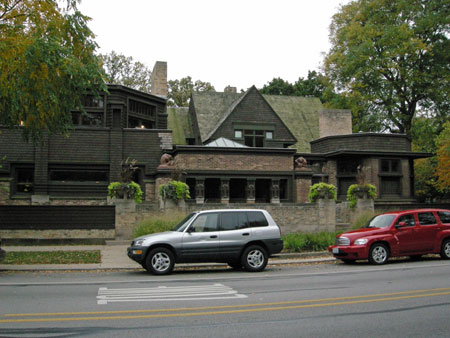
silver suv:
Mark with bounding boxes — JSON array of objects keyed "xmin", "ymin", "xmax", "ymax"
[{"xmin": 127, "ymin": 209, "xmax": 283, "ymax": 275}]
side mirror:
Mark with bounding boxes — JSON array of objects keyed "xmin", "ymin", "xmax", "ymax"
[{"xmin": 395, "ymin": 221, "xmax": 407, "ymax": 229}]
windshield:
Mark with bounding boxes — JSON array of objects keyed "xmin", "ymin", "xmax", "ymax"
[
  {"xmin": 365, "ymin": 214, "xmax": 396, "ymax": 228},
  {"xmin": 172, "ymin": 213, "xmax": 197, "ymax": 232}
]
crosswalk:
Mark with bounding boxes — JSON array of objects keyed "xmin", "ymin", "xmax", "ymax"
[{"xmin": 97, "ymin": 283, "xmax": 247, "ymax": 304}]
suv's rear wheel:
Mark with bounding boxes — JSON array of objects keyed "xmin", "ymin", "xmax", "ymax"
[
  {"xmin": 145, "ymin": 247, "xmax": 175, "ymax": 275},
  {"xmin": 368, "ymin": 243, "xmax": 389, "ymax": 265},
  {"xmin": 440, "ymin": 239, "xmax": 450, "ymax": 260},
  {"xmin": 241, "ymin": 245, "xmax": 268, "ymax": 272}
]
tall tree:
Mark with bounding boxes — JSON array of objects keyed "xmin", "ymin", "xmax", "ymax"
[
  {"xmin": 0, "ymin": 0, "xmax": 106, "ymax": 142},
  {"xmin": 436, "ymin": 121, "xmax": 450, "ymax": 192},
  {"xmin": 167, "ymin": 76, "xmax": 215, "ymax": 107},
  {"xmin": 100, "ymin": 51, "xmax": 152, "ymax": 93},
  {"xmin": 260, "ymin": 78, "xmax": 295, "ymax": 96},
  {"xmin": 324, "ymin": 0, "xmax": 450, "ymax": 139}
]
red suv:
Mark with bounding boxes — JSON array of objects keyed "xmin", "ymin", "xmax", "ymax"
[{"xmin": 329, "ymin": 209, "xmax": 450, "ymax": 264}]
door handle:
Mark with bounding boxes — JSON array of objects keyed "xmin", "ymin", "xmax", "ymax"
[
  {"xmin": 210, "ymin": 235, "xmax": 218, "ymax": 238},
  {"xmin": 242, "ymin": 233, "xmax": 250, "ymax": 236}
]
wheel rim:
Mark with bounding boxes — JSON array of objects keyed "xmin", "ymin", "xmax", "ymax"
[
  {"xmin": 444, "ymin": 242, "xmax": 450, "ymax": 257},
  {"xmin": 151, "ymin": 252, "xmax": 171, "ymax": 272},
  {"xmin": 247, "ymin": 249, "xmax": 264, "ymax": 269},
  {"xmin": 372, "ymin": 246, "xmax": 387, "ymax": 263}
]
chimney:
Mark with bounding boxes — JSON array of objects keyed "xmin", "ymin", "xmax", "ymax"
[
  {"xmin": 151, "ymin": 61, "xmax": 168, "ymax": 97},
  {"xmin": 224, "ymin": 86, "xmax": 237, "ymax": 93}
]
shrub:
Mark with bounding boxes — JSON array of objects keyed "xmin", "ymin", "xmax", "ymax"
[
  {"xmin": 308, "ymin": 183, "xmax": 337, "ymax": 203},
  {"xmin": 351, "ymin": 211, "xmax": 376, "ymax": 230},
  {"xmin": 133, "ymin": 212, "xmax": 187, "ymax": 238},
  {"xmin": 346, "ymin": 184, "xmax": 377, "ymax": 208},
  {"xmin": 159, "ymin": 180, "xmax": 191, "ymax": 200},
  {"xmin": 108, "ymin": 181, "xmax": 143, "ymax": 203},
  {"xmin": 282, "ymin": 232, "xmax": 338, "ymax": 252}
]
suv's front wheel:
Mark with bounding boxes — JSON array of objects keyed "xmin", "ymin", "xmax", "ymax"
[
  {"xmin": 368, "ymin": 243, "xmax": 389, "ymax": 265},
  {"xmin": 145, "ymin": 247, "xmax": 175, "ymax": 275},
  {"xmin": 241, "ymin": 245, "xmax": 268, "ymax": 272}
]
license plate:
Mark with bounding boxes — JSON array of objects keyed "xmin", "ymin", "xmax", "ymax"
[{"xmin": 332, "ymin": 248, "xmax": 339, "ymax": 254}]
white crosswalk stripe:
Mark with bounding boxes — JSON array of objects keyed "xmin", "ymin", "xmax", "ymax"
[{"xmin": 97, "ymin": 283, "xmax": 247, "ymax": 304}]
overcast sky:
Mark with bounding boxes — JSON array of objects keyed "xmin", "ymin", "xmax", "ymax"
[{"xmin": 79, "ymin": 0, "xmax": 350, "ymax": 92}]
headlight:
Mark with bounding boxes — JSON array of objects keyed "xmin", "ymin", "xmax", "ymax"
[
  {"xmin": 354, "ymin": 238, "xmax": 368, "ymax": 245},
  {"xmin": 134, "ymin": 239, "xmax": 146, "ymax": 246}
]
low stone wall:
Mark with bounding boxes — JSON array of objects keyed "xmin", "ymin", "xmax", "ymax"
[{"xmin": 0, "ymin": 229, "xmax": 115, "ymax": 242}]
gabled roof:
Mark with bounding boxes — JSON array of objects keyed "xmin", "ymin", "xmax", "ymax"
[{"xmin": 167, "ymin": 107, "xmax": 191, "ymax": 145}]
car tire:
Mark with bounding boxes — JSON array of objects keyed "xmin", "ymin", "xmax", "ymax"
[
  {"xmin": 145, "ymin": 247, "xmax": 175, "ymax": 275},
  {"xmin": 440, "ymin": 239, "xmax": 450, "ymax": 260},
  {"xmin": 368, "ymin": 243, "xmax": 389, "ymax": 265},
  {"xmin": 228, "ymin": 261, "xmax": 243, "ymax": 270},
  {"xmin": 241, "ymin": 245, "xmax": 268, "ymax": 272}
]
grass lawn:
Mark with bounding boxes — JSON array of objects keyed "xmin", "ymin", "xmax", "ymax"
[{"xmin": 2, "ymin": 250, "xmax": 101, "ymax": 265}]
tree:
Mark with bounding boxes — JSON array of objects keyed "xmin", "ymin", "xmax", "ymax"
[
  {"xmin": 0, "ymin": 0, "xmax": 106, "ymax": 142},
  {"xmin": 100, "ymin": 51, "xmax": 152, "ymax": 93},
  {"xmin": 167, "ymin": 76, "xmax": 215, "ymax": 107},
  {"xmin": 324, "ymin": 0, "xmax": 450, "ymax": 139},
  {"xmin": 436, "ymin": 121, "xmax": 450, "ymax": 192},
  {"xmin": 260, "ymin": 78, "xmax": 295, "ymax": 96}
]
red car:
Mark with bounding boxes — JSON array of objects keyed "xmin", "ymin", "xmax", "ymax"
[{"xmin": 329, "ymin": 209, "xmax": 450, "ymax": 264}]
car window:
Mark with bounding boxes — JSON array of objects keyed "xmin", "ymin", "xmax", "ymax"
[
  {"xmin": 220, "ymin": 212, "xmax": 248, "ymax": 231},
  {"xmin": 418, "ymin": 212, "xmax": 437, "ymax": 226},
  {"xmin": 247, "ymin": 211, "xmax": 268, "ymax": 228},
  {"xmin": 396, "ymin": 214, "xmax": 415, "ymax": 227},
  {"xmin": 190, "ymin": 213, "xmax": 218, "ymax": 232},
  {"xmin": 366, "ymin": 214, "xmax": 396, "ymax": 228},
  {"xmin": 437, "ymin": 211, "xmax": 450, "ymax": 224}
]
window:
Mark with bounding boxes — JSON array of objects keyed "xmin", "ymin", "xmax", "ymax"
[
  {"xmin": 396, "ymin": 214, "xmax": 415, "ymax": 227},
  {"xmin": 129, "ymin": 100, "xmax": 155, "ymax": 117},
  {"xmin": 266, "ymin": 131, "xmax": 273, "ymax": 140},
  {"xmin": 190, "ymin": 213, "xmax": 218, "ymax": 232},
  {"xmin": 437, "ymin": 211, "xmax": 450, "ymax": 224},
  {"xmin": 72, "ymin": 112, "xmax": 104, "ymax": 127},
  {"xmin": 234, "ymin": 130, "xmax": 243, "ymax": 139},
  {"xmin": 247, "ymin": 211, "xmax": 268, "ymax": 227},
  {"xmin": 14, "ymin": 166, "xmax": 34, "ymax": 194},
  {"xmin": 279, "ymin": 179, "xmax": 288, "ymax": 200},
  {"xmin": 128, "ymin": 117, "xmax": 154, "ymax": 129},
  {"xmin": 418, "ymin": 212, "xmax": 437, "ymax": 226},
  {"xmin": 220, "ymin": 212, "xmax": 248, "ymax": 231},
  {"xmin": 337, "ymin": 159, "xmax": 360, "ymax": 175},
  {"xmin": 381, "ymin": 159, "xmax": 400, "ymax": 173},
  {"xmin": 82, "ymin": 95, "xmax": 104, "ymax": 108},
  {"xmin": 244, "ymin": 129, "xmax": 264, "ymax": 147},
  {"xmin": 128, "ymin": 99, "xmax": 156, "ymax": 129}
]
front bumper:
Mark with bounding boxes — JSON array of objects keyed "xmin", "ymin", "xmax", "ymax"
[
  {"xmin": 127, "ymin": 246, "xmax": 149, "ymax": 265},
  {"xmin": 328, "ymin": 245, "xmax": 369, "ymax": 260}
]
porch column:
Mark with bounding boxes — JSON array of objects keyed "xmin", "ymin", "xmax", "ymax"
[
  {"xmin": 195, "ymin": 179, "xmax": 204, "ymax": 204},
  {"xmin": 220, "ymin": 179, "xmax": 230, "ymax": 204},
  {"xmin": 246, "ymin": 179, "xmax": 255, "ymax": 204},
  {"xmin": 271, "ymin": 179, "xmax": 280, "ymax": 204}
]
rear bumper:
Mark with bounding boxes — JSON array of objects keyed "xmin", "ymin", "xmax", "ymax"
[
  {"xmin": 328, "ymin": 245, "xmax": 368, "ymax": 260},
  {"xmin": 264, "ymin": 239, "xmax": 284, "ymax": 255}
]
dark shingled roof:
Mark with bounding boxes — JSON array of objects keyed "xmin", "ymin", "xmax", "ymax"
[{"xmin": 168, "ymin": 90, "xmax": 325, "ymax": 152}]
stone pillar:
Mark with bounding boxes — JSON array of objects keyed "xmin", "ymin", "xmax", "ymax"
[
  {"xmin": 294, "ymin": 169, "xmax": 313, "ymax": 203},
  {"xmin": 196, "ymin": 179, "xmax": 205, "ymax": 204},
  {"xmin": 271, "ymin": 179, "xmax": 280, "ymax": 204},
  {"xmin": 220, "ymin": 179, "xmax": 230, "ymax": 204},
  {"xmin": 246, "ymin": 179, "xmax": 255, "ymax": 204},
  {"xmin": 318, "ymin": 198, "xmax": 336, "ymax": 232}
]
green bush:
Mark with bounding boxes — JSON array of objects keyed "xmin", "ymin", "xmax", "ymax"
[
  {"xmin": 133, "ymin": 212, "xmax": 187, "ymax": 238},
  {"xmin": 282, "ymin": 232, "xmax": 338, "ymax": 252},
  {"xmin": 108, "ymin": 181, "xmax": 143, "ymax": 203},
  {"xmin": 159, "ymin": 180, "xmax": 191, "ymax": 200},
  {"xmin": 346, "ymin": 184, "xmax": 377, "ymax": 208},
  {"xmin": 308, "ymin": 183, "xmax": 337, "ymax": 203},
  {"xmin": 351, "ymin": 211, "xmax": 376, "ymax": 230}
]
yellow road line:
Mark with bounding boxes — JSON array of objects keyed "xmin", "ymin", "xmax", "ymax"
[{"xmin": 1, "ymin": 287, "xmax": 450, "ymax": 324}]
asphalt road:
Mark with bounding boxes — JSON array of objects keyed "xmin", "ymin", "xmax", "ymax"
[{"xmin": 1, "ymin": 257, "xmax": 450, "ymax": 337}]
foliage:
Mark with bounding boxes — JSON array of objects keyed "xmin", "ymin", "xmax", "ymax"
[
  {"xmin": 132, "ymin": 212, "xmax": 187, "ymax": 238},
  {"xmin": 346, "ymin": 184, "xmax": 377, "ymax": 208},
  {"xmin": 108, "ymin": 181, "xmax": 143, "ymax": 203},
  {"xmin": 324, "ymin": 0, "xmax": 450, "ymax": 139},
  {"xmin": 0, "ymin": 0, "xmax": 107, "ymax": 143},
  {"xmin": 436, "ymin": 121, "xmax": 450, "ymax": 192},
  {"xmin": 282, "ymin": 232, "xmax": 338, "ymax": 252},
  {"xmin": 308, "ymin": 183, "xmax": 337, "ymax": 203},
  {"xmin": 100, "ymin": 50, "xmax": 152, "ymax": 93},
  {"xmin": 159, "ymin": 180, "xmax": 191, "ymax": 200},
  {"xmin": 351, "ymin": 211, "xmax": 376, "ymax": 230},
  {"xmin": 3, "ymin": 250, "xmax": 101, "ymax": 264},
  {"xmin": 167, "ymin": 76, "xmax": 215, "ymax": 107}
]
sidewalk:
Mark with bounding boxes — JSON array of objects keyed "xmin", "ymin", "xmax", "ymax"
[{"xmin": 0, "ymin": 244, "xmax": 334, "ymax": 271}]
